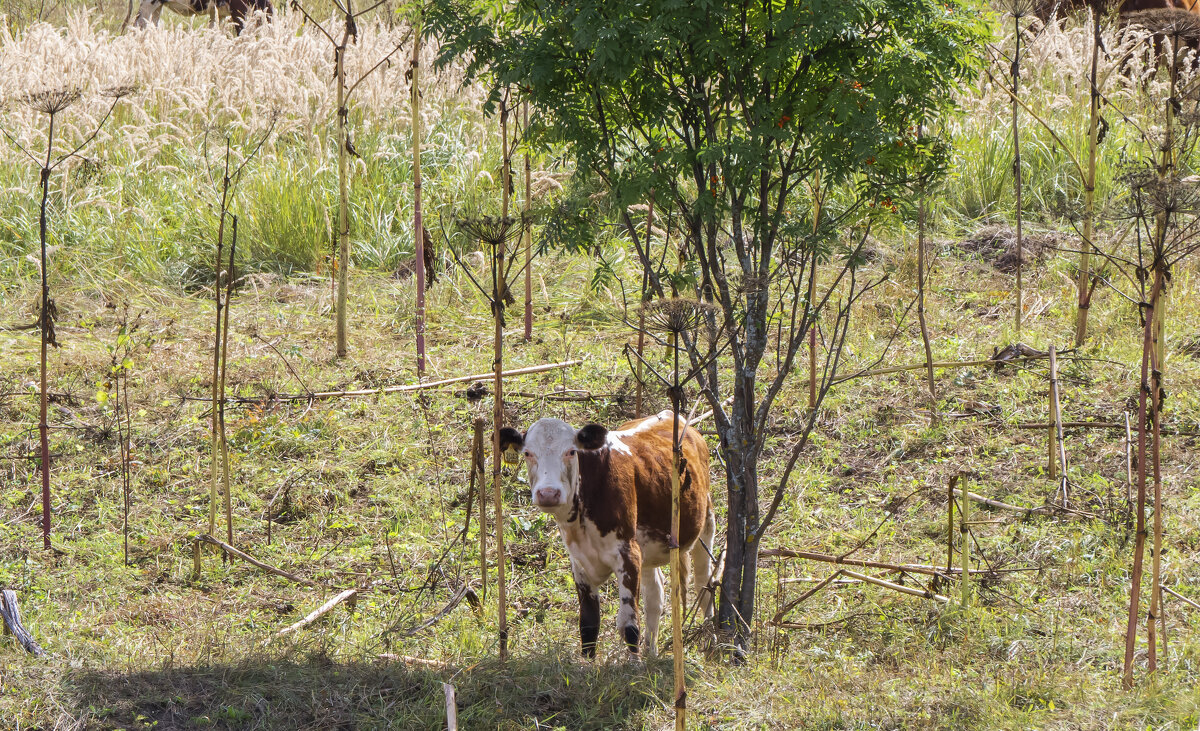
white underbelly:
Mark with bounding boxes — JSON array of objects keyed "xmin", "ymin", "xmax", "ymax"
[
  {"xmin": 635, "ymin": 527, "xmax": 671, "ymax": 569},
  {"xmin": 559, "ymin": 521, "xmax": 623, "ymax": 587}
]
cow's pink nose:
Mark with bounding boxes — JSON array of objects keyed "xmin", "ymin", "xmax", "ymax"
[{"xmin": 535, "ymin": 488, "xmax": 561, "ymax": 506}]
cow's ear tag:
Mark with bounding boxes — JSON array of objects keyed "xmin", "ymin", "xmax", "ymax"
[{"xmin": 502, "ymin": 446, "xmax": 521, "ymax": 465}]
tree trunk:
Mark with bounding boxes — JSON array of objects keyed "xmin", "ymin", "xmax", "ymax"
[{"xmin": 717, "ymin": 386, "xmax": 759, "ymax": 653}]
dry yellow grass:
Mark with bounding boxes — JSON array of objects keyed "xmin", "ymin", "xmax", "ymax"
[{"xmin": 0, "ymin": 12, "xmax": 483, "ymax": 166}]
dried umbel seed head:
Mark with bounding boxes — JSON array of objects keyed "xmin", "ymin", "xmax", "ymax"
[
  {"xmin": 22, "ymin": 87, "xmax": 82, "ymax": 115},
  {"xmin": 1122, "ymin": 169, "xmax": 1200, "ymax": 216},
  {"xmin": 999, "ymin": 0, "xmax": 1037, "ymax": 20},
  {"xmin": 101, "ymin": 84, "xmax": 138, "ymax": 100},
  {"xmin": 1125, "ymin": 8, "xmax": 1200, "ymax": 41},
  {"xmin": 640, "ymin": 297, "xmax": 718, "ymax": 335},
  {"xmin": 456, "ymin": 214, "xmax": 528, "ymax": 247}
]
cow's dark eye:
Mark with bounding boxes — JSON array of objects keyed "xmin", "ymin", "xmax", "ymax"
[{"xmin": 567, "ymin": 449, "xmax": 577, "ymax": 457}]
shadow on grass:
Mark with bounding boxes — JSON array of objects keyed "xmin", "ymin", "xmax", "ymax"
[{"xmin": 66, "ymin": 651, "xmax": 672, "ymax": 730}]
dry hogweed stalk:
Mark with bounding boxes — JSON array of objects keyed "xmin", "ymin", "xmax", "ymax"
[
  {"xmin": 451, "ymin": 209, "xmax": 538, "ymax": 664},
  {"xmin": 641, "ymin": 297, "xmax": 718, "ymax": 338},
  {"xmin": 2, "ymin": 83, "xmax": 134, "ymax": 551},
  {"xmin": 636, "ymin": 295, "xmax": 719, "ymax": 731},
  {"xmin": 997, "ymin": 0, "xmax": 1037, "ymax": 336}
]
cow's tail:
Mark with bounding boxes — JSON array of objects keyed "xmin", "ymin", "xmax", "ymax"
[{"xmin": 691, "ymin": 499, "xmax": 717, "ymax": 621}]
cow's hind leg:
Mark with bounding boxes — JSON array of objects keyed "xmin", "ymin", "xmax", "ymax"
[
  {"xmin": 616, "ymin": 542, "xmax": 642, "ymax": 655},
  {"xmin": 691, "ymin": 505, "xmax": 716, "ymax": 621},
  {"xmin": 640, "ymin": 567, "xmax": 664, "ymax": 657},
  {"xmin": 576, "ymin": 581, "xmax": 600, "ymax": 659}
]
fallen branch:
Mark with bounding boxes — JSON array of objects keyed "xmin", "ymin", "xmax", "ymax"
[
  {"xmin": 274, "ymin": 588, "xmax": 358, "ymax": 637},
  {"xmin": 761, "ymin": 548, "xmax": 984, "ymax": 578},
  {"xmin": 185, "ymin": 360, "xmax": 584, "ymax": 404},
  {"xmin": 1162, "ymin": 585, "xmax": 1200, "ymax": 611},
  {"xmin": 385, "ymin": 584, "xmax": 476, "ymax": 637},
  {"xmin": 952, "ymin": 488, "xmax": 1097, "ymax": 520},
  {"xmin": 1014, "ymin": 421, "xmax": 1199, "ymax": 437},
  {"xmin": 1, "ymin": 589, "xmax": 44, "ymax": 656},
  {"xmin": 378, "ymin": 653, "xmax": 452, "ymax": 669},
  {"xmin": 841, "ymin": 569, "xmax": 949, "ymax": 603},
  {"xmin": 771, "ymin": 570, "xmax": 845, "ymax": 625},
  {"xmin": 831, "ymin": 353, "xmax": 1051, "ymax": 384},
  {"xmin": 192, "ymin": 533, "xmax": 319, "ymax": 587}
]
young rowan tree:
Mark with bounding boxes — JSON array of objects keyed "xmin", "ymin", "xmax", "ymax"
[{"xmin": 431, "ymin": 0, "xmax": 984, "ymax": 652}]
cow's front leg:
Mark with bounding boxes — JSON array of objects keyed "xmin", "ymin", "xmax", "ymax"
[
  {"xmin": 576, "ymin": 581, "xmax": 600, "ymax": 659},
  {"xmin": 616, "ymin": 541, "xmax": 642, "ymax": 655}
]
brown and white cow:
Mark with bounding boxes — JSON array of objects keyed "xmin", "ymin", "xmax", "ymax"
[
  {"xmin": 135, "ymin": 0, "xmax": 273, "ymax": 34},
  {"xmin": 498, "ymin": 411, "xmax": 716, "ymax": 658}
]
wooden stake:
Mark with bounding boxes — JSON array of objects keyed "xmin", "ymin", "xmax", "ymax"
[
  {"xmin": 193, "ymin": 533, "xmax": 319, "ymax": 587},
  {"xmin": 1048, "ymin": 345, "xmax": 1069, "ymax": 507},
  {"xmin": 444, "ymin": 683, "xmax": 458, "ymax": 731}
]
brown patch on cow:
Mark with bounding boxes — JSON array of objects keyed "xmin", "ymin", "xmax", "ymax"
[
  {"xmin": 610, "ymin": 416, "xmax": 712, "ymax": 552},
  {"xmin": 577, "ymin": 448, "xmax": 636, "ymax": 539}
]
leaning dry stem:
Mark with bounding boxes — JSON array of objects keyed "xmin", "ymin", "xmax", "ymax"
[
  {"xmin": 208, "ymin": 144, "xmax": 231, "ymax": 538},
  {"xmin": 916, "ymin": 175, "xmax": 937, "ymax": 425},
  {"xmin": 219, "ymin": 219, "xmax": 238, "ymax": 546},
  {"xmin": 1124, "ymin": 271, "xmax": 1162, "ymax": 688},
  {"xmin": 1075, "ymin": 9, "xmax": 1101, "ymax": 346}
]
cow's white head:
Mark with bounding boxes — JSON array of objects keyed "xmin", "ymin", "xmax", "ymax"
[{"xmin": 498, "ymin": 418, "xmax": 608, "ymax": 513}]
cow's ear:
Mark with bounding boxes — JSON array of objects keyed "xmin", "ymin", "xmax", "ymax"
[
  {"xmin": 575, "ymin": 423, "xmax": 608, "ymax": 450},
  {"xmin": 498, "ymin": 427, "xmax": 525, "ymax": 465}
]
